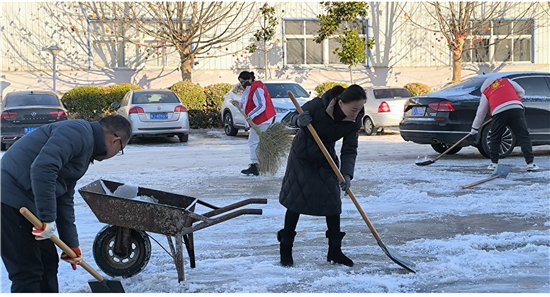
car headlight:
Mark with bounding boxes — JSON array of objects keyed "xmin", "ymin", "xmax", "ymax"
[{"xmin": 275, "ymin": 107, "xmax": 289, "ymax": 113}]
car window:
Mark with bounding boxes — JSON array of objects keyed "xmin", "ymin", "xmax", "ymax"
[
  {"xmin": 373, "ymin": 88, "xmax": 413, "ymax": 99},
  {"xmin": 266, "ymin": 83, "xmax": 309, "ymax": 98},
  {"xmin": 4, "ymin": 94, "xmax": 60, "ymax": 108},
  {"xmin": 512, "ymin": 76, "xmax": 550, "ymax": 97},
  {"xmin": 438, "ymin": 78, "xmax": 486, "ymax": 96},
  {"xmin": 132, "ymin": 92, "xmax": 180, "ymax": 104}
]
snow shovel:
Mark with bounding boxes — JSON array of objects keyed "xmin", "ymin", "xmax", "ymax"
[
  {"xmin": 287, "ymin": 91, "xmax": 416, "ymax": 273},
  {"xmin": 416, "ymin": 118, "xmax": 493, "ymax": 166},
  {"xmin": 19, "ymin": 207, "xmax": 125, "ymax": 293},
  {"xmin": 461, "ymin": 165, "xmax": 511, "ymax": 189}
]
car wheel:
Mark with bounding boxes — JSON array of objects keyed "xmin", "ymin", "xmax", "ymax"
[
  {"xmin": 477, "ymin": 124, "xmax": 516, "ymax": 159},
  {"xmin": 363, "ymin": 117, "xmax": 375, "ymax": 136},
  {"xmin": 0, "ymin": 143, "xmax": 6, "ymax": 151},
  {"xmin": 93, "ymin": 225, "xmax": 151, "ymax": 278},
  {"xmin": 430, "ymin": 143, "xmax": 462, "ymax": 155},
  {"xmin": 178, "ymin": 133, "xmax": 188, "ymax": 142},
  {"xmin": 224, "ymin": 112, "xmax": 238, "ymax": 136}
]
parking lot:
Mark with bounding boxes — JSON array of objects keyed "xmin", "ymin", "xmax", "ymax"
[{"xmin": 2, "ymin": 129, "xmax": 549, "ymax": 293}]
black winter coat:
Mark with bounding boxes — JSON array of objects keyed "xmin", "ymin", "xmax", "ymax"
[{"xmin": 279, "ymin": 91, "xmax": 364, "ymax": 216}]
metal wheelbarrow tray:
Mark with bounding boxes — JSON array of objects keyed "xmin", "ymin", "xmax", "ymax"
[{"xmin": 78, "ymin": 179, "xmax": 267, "ymax": 282}]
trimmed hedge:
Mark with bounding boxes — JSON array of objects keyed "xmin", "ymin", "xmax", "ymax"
[
  {"xmin": 314, "ymin": 81, "xmax": 350, "ymax": 97},
  {"xmin": 61, "ymin": 83, "xmax": 141, "ymax": 121},
  {"xmin": 404, "ymin": 82, "xmax": 432, "ymax": 96}
]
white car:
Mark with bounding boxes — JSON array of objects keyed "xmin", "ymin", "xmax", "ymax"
[
  {"xmin": 362, "ymin": 87, "xmax": 413, "ymax": 135},
  {"xmin": 112, "ymin": 89, "xmax": 190, "ymax": 143},
  {"xmin": 220, "ymin": 80, "xmax": 313, "ymax": 136}
]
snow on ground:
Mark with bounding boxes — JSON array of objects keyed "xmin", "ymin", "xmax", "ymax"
[{"xmin": 1, "ymin": 129, "xmax": 549, "ymax": 293}]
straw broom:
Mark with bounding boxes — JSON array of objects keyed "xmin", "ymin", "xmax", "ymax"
[{"xmin": 234, "ymin": 104, "xmax": 292, "ymax": 175}]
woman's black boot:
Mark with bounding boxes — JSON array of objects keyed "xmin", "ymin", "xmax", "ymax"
[
  {"xmin": 277, "ymin": 229, "xmax": 297, "ymax": 267},
  {"xmin": 326, "ymin": 231, "xmax": 354, "ymax": 267}
]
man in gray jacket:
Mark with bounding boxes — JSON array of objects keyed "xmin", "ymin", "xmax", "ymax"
[{"xmin": 1, "ymin": 114, "xmax": 131, "ymax": 293}]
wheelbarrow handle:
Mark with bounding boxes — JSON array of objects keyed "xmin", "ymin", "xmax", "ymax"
[{"xmin": 19, "ymin": 207, "xmax": 105, "ymax": 282}]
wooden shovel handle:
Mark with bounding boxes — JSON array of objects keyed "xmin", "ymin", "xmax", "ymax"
[
  {"xmin": 461, "ymin": 175, "xmax": 499, "ymax": 189},
  {"xmin": 19, "ymin": 207, "xmax": 105, "ymax": 282},
  {"xmin": 287, "ymin": 91, "xmax": 382, "ymax": 242}
]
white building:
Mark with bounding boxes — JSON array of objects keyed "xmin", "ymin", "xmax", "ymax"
[{"xmin": 1, "ymin": 1, "xmax": 549, "ymax": 97}]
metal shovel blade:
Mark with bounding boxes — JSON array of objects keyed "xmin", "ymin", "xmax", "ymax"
[
  {"xmin": 89, "ymin": 279, "xmax": 125, "ymax": 293},
  {"xmin": 492, "ymin": 164, "xmax": 511, "ymax": 178},
  {"xmin": 415, "ymin": 159, "xmax": 435, "ymax": 166},
  {"xmin": 378, "ymin": 241, "xmax": 416, "ymax": 273}
]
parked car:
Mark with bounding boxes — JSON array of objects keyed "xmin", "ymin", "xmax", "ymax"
[
  {"xmin": 220, "ymin": 80, "xmax": 314, "ymax": 136},
  {"xmin": 399, "ymin": 71, "xmax": 550, "ymax": 158},
  {"xmin": 1, "ymin": 90, "xmax": 69, "ymax": 150},
  {"xmin": 112, "ymin": 89, "xmax": 189, "ymax": 143},
  {"xmin": 362, "ymin": 87, "xmax": 413, "ymax": 135}
]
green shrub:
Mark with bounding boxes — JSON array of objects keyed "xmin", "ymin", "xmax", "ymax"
[
  {"xmin": 61, "ymin": 84, "xmax": 141, "ymax": 121},
  {"xmin": 314, "ymin": 81, "xmax": 350, "ymax": 97},
  {"xmin": 169, "ymin": 81, "xmax": 206, "ymax": 110},
  {"xmin": 204, "ymin": 83, "xmax": 233, "ymax": 110},
  {"xmin": 404, "ymin": 82, "xmax": 432, "ymax": 96}
]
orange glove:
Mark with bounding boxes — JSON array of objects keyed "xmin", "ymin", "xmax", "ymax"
[{"xmin": 61, "ymin": 247, "xmax": 82, "ymax": 270}]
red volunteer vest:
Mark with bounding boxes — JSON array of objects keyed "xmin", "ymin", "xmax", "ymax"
[
  {"xmin": 245, "ymin": 81, "xmax": 276, "ymax": 125},
  {"xmin": 482, "ymin": 78, "xmax": 522, "ymax": 114}
]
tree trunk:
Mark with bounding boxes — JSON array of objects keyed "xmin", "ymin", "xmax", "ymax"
[
  {"xmin": 178, "ymin": 48, "xmax": 193, "ymax": 82},
  {"xmin": 451, "ymin": 38, "xmax": 465, "ymax": 83},
  {"xmin": 349, "ymin": 66, "xmax": 353, "ymax": 84},
  {"xmin": 264, "ymin": 51, "xmax": 269, "ymax": 80}
]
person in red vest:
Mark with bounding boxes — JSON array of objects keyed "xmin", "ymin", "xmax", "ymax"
[
  {"xmin": 232, "ymin": 71, "xmax": 276, "ymax": 176},
  {"xmin": 471, "ymin": 76, "xmax": 538, "ymax": 171}
]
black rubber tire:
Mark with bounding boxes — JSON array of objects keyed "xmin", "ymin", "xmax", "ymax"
[
  {"xmin": 1, "ymin": 142, "xmax": 6, "ymax": 151},
  {"xmin": 224, "ymin": 112, "xmax": 238, "ymax": 136},
  {"xmin": 178, "ymin": 133, "xmax": 189, "ymax": 142},
  {"xmin": 93, "ymin": 225, "xmax": 151, "ymax": 278},
  {"xmin": 363, "ymin": 117, "xmax": 375, "ymax": 136},
  {"xmin": 430, "ymin": 143, "xmax": 462, "ymax": 155},
  {"xmin": 477, "ymin": 124, "xmax": 516, "ymax": 159}
]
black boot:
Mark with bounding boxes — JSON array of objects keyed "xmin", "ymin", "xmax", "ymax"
[
  {"xmin": 326, "ymin": 231, "xmax": 353, "ymax": 267},
  {"xmin": 277, "ymin": 229, "xmax": 297, "ymax": 267},
  {"xmin": 241, "ymin": 163, "xmax": 259, "ymax": 176}
]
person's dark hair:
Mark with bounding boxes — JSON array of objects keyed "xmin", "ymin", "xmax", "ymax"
[
  {"xmin": 340, "ymin": 84, "xmax": 367, "ymax": 103},
  {"xmin": 329, "ymin": 85, "xmax": 346, "ymax": 99},
  {"xmin": 238, "ymin": 71, "xmax": 255, "ymax": 81},
  {"xmin": 99, "ymin": 115, "xmax": 132, "ymax": 141}
]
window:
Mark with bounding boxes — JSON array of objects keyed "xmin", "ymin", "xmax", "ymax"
[
  {"xmin": 513, "ymin": 77, "xmax": 550, "ymax": 97},
  {"xmin": 5, "ymin": 95, "xmax": 60, "ymax": 108},
  {"xmin": 132, "ymin": 92, "xmax": 181, "ymax": 104},
  {"xmin": 284, "ymin": 19, "xmax": 368, "ymax": 66},
  {"xmin": 462, "ymin": 19, "xmax": 533, "ymax": 63},
  {"xmin": 373, "ymin": 89, "xmax": 413, "ymax": 99}
]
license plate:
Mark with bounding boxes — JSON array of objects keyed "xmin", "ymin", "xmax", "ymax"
[
  {"xmin": 411, "ymin": 107, "xmax": 426, "ymax": 116},
  {"xmin": 150, "ymin": 113, "xmax": 168, "ymax": 119},
  {"xmin": 24, "ymin": 127, "xmax": 38, "ymax": 134}
]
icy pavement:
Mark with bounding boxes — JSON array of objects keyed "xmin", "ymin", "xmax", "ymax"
[{"xmin": 1, "ymin": 129, "xmax": 549, "ymax": 293}]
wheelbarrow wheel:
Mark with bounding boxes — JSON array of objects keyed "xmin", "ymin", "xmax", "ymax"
[{"xmin": 93, "ymin": 225, "xmax": 151, "ymax": 278}]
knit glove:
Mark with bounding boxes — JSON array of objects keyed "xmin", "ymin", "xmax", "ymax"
[
  {"xmin": 31, "ymin": 221, "xmax": 56, "ymax": 240},
  {"xmin": 470, "ymin": 128, "xmax": 478, "ymax": 135},
  {"xmin": 296, "ymin": 111, "xmax": 312, "ymax": 128},
  {"xmin": 61, "ymin": 247, "xmax": 82, "ymax": 270},
  {"xmin": 339, "ymin": 174, "xmax": 351, "ymax": 195}
]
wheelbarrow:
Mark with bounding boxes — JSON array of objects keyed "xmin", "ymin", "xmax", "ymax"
[{"xmin": 78, "ymin": 179, "xmax": 267, "ymax": 282}]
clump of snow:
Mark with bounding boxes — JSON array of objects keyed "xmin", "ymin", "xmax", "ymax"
[{"xmin": 113, "ymin": 184, "xmax": 139, "ymax": 198}]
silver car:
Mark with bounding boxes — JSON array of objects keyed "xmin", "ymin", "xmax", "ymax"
[
  {"xmin": 362, "ymin": 87, "xmax": 413, "ymax": 135},
  {"xmin": 220, "ymin": 80, "xmax": 313, "ymax": 136},
  {"xmin": 112, "ymin": 89, "xmax": 189, "ymax": 143}
]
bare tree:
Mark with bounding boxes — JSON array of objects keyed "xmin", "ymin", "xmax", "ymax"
[
  {"xmin": 404, "ymin": 1, "xmax": 540, "ymax": 82},
  {"xmin": 77, "ymin": 1, "xmax": 259, "ymax": 81}
]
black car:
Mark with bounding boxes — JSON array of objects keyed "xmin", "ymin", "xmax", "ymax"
[
  {"xmin": 1, "ymin": 91, "xmax": 69, "ymax": 150},
  {"xmin": 399, "ymin": 72, "xmax": 550, "ymax": 158}
]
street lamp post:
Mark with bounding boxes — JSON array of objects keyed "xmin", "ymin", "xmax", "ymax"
[{"xmin": 47, "ymin": 45, "xmax": 62, "ymax": 93}]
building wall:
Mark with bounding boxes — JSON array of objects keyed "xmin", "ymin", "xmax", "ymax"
[{"xmin": 1, "ymin": 1, "xmax": 549, "ymax": 98}]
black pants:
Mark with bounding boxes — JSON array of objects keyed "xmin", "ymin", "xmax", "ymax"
[
  {"xmin": 283, "ymin": 209, "xmax": 340, "ymax": 232},
  {"xmin": 1, "ymin": 203, "xmax": 59, "ymax": 293},
  {"xmin": 490, "ymin": 108, "xmax": 534, "ymax": 164}
]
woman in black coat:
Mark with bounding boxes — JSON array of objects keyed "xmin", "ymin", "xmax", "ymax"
[{"xmin": 278, "ymin": 84, "xmax": 366, "ymax": 267}]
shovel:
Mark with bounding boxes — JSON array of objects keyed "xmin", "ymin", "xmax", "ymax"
[
  {"xmin": 19, "ymin": 207, "xmax": 125, "ymax": 293},
  {"xmin": 415, "ymin": 118, "xmax": 493, "ymax": 166},
  {"xmin": 461, "ymin": 165, "xmax": 511, "ymax": 189},
  {"xmin": 287, "ymin": 91, "xmax": 416, "ymax": 273}
]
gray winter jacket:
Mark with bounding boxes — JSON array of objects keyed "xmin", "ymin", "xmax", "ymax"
[
  {"xmin": 1, "ymin": 120, "xmax": 107, "ymax": 247},
  {"xmin": 279, "ymin": 91, "xmax": 364, "ymax": 216}
]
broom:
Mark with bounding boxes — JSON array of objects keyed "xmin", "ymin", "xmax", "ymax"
[{"xmin": 234, "ymin": 104, "xmax": 292, "ymax": 175}]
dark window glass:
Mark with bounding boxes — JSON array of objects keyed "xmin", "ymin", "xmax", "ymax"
[
  {"xmin": 494, "ymin": 38, "xmax": 512, "ymax": 62},
  {"xmin": 132, "ymin": 92, "xmax": 180, "ymax": 104},
  {"xmin": 513, "ymin": 20, "xmax": 533, "ymax": 35},
  {"xmin": 513, "ymin": 77, "xmax": 550, "ymax": 97},
  {"xmin": 493, "ymin": 20, "xmax": 511, "ymax": 35},
  {"xmin": 266, "ymin": 83, "xmax": 309, "ymax": 98},
  {"xmin": 305, "ymin": 21, "xmax": 321, "ymax": 35},
  {"xmin": 514, "ymin": 38, "xmax": 531, "ymax": 61},
  {"xmin": 4, "ymin": 94, "xmax": 60, "ymax": 107},
  {"xmin": 351, "ymin": 20, "xmax": 367, "ymax": 34},
  {"xmin": 471, "ymin": 39, "xmax": 490, "ymax": 62},
  {"xmin": 439, "ymin": 78, "xmax": 486, "ymax": 95},
  {"xmin": 374, "ymin": 89, "xmax": 413, "ymax": 99},
  {"xmin": 287, "ymin": 39, "xmax": 304, "ymax": 64},
  {"xmin": 285, "ymin": 21, "xmax": 303, "ymax": 35},
  {"xmin": 329, "ymin": 38, "xmax": 341, "ymax": 64},
  {"xmin": 306, "ymin": 39, "xmax": 322, "ymax": 64}
]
